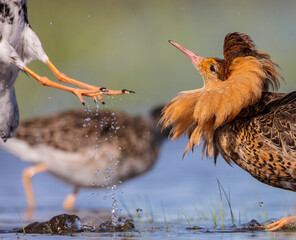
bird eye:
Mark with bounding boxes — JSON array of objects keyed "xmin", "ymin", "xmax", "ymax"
[{"xmin": 210, "ymin": 64, "xmax": 215, "ymax": 72}]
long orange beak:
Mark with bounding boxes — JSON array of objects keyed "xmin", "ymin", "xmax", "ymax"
[{"xmin": 169, "ymin": 40, "xmax": 203, "ymax": 66}]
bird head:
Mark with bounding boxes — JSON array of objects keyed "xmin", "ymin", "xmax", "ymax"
[{"xmin": 169, "ymin": 40, "xmax": 224, "ymax": 86}]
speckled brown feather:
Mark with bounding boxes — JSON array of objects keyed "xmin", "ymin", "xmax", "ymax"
[{"xmin": 215, "ymin": 92, "xmax": 296, "ymax": 191}]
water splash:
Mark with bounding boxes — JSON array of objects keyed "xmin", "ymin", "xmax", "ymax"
[{"xmin": 83, "ymin": 101, "xmax": 123, "ymax": 226}]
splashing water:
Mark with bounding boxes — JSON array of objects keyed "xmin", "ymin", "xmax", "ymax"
[
  {"xmin": 82, "ymin": 100, "xmax": 123, "ymax": 226},
  {"xmin": 102, "ymin": 154, "xmax": 122, "ymax": 226}
]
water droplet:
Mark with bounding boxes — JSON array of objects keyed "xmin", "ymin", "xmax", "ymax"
[
  {"xmin": 85, "ymin": 117, "xmax": 91, "ymax": 122},
  {"xmin": 49, "ymin": 21, "xmax": 53, "ymax": 25},
  {"xmin": 82, "ymin": 124, "xmax": 86, "ymax": 127},
  {"xmin": 136, "ymin": 208, "xmax": 143, "ymax": 214}
]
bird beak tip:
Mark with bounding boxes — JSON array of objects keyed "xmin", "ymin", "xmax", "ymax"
[{"xmin": 168, "ymin": 41, "xmax": 201, "ymax": 66}]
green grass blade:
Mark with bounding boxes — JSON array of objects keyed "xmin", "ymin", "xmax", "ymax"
[
  {"xmin": 181, "ymin": 211, "xmax": 192, "ymax": 229},
  {"xmin": 217, "ymin": 179, "xmax": 224, "ymax": 229},
  {"xmin": 161, "ymin": 201, "xmax": 168, "ymax": 232},
  {"xmin": 17, "ymin": 210, "xmax": 26, "ymax": 235}
]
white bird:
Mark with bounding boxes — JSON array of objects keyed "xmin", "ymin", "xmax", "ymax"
[{"xmin": 0, "ymin": 0, "xmax": 134, "ymax": 142}]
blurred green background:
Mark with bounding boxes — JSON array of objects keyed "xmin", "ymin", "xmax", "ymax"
[{"xmin": 17, "ymin": 0, "xmax": 296, "ymax": 120}]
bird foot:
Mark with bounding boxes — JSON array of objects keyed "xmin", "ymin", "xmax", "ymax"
[
  {"xmin": 45, "ymin": 60, "xmax": 135, "ymax": 104},
  {"xmin": 72, "ymin": 86, "xmax": 135, "ymax": 105},
  {"xmin": 265, "ymin": 216, "xmax": 296, "ymax": 231}
]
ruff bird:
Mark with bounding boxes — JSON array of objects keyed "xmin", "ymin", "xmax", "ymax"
[
  {"xmin": 160, "ymin": 32, "xmax": 296, "ymax": 230},
  {"xmin": 1, "ymin": 106, "xmax": 168, "ymax": 211},
  {"xmin": 0, "ymin": 0, "xmax": 134, "ymax": 142}
]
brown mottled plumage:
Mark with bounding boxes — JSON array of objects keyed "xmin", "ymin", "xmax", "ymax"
[
  {"xmin": 160, "ymin": 32, "xmax": 296, "ymax": 230},
  {"xmin": 1, "ymin": 107, "xmax": 168, "ymax": 211}
]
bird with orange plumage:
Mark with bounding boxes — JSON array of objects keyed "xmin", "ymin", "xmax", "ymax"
[{"xmin": 160, "ymin": 32, "xmax": 296, "ymax": 231}]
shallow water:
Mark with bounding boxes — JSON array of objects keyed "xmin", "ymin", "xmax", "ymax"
[{"xmin": 1, "ymin": 137, "xmax": 296, "ymax": 239}]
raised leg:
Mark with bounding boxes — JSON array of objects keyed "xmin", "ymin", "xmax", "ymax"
[
  {"xmin": 23, "ymin": 60, "xmax": 135, "ymax": 105},
  {"xmin": 265, "ymin": 216, "xmax": 296, "ymax": 230},
  {"xmin": 63, "ymin": 186, "xmax": 79, "ymax": 211},
  {"xmin": 22, "ymin": 163, "xmax": 49, "ymax": 209}
]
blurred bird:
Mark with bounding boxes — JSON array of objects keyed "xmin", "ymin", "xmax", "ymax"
[
  {"xmin": 0, "ymin": 106, "xmax": 168, "ymax": 211},
  {"xmin": 0, "ymin": 0, "xmax": 134, "ymax": 142},
  {"xmin": 160, "ymin": 32, "xmax": 296, "ymax": 230}
]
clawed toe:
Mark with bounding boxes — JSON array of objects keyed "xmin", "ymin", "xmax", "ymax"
[{"xmin": 122, "ymin": 89, "xmax": 135, "ymax": 94}]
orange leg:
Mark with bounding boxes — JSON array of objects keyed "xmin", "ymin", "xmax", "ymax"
[
  {"xmin": 265, "ymin": 216, "xmax": 296, "ymax": 231},
  {"xmin": 22, "ymin": 163, "xmax": 49, "ymax": 209},
  {"xmin": 63, "ymin": 186, "xmax": 79, "ymax": 211},
  {"xmin": 23, "ymin": 62, "xmax": 134, "ymax": 105}
]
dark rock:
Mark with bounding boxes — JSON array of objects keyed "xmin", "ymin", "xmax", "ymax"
[
  {"xmin": 240, "ymin": 219, "xmax": 263, "ymax": 230},
  {"xmin": 20, "ymin": 214, "xmax": 82, "ymax": 234},
  {"xmin": 16, "ymin": 214, "xmax": 135, "ymax": 234},
  {"xmin": 96, "ymin": 217, "xmax": 135, "ymax": 232}
]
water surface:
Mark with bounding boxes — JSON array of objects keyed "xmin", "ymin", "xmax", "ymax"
[{"xmin": 1, "ymin": 138, "xmax": 296, "ymax": 239}]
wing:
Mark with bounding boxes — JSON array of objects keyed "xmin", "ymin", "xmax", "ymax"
[
  {"xmin": 15, "ymin": 110, "xmax": 124, "ymax": 152},
  {"xmin": 256, "ymin": 91, "xmax": 296, "ymax": 148},
  {"xmin": 215, "ymin": 91, "xmax": 296, "ymax": 191}
]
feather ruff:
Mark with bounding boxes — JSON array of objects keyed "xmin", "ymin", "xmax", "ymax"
[{"xmin": 160, "ymin": 55, "xmax": 280, "ymax": 158}]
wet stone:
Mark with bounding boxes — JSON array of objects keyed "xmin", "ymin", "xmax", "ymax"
[
  {"xmin": 20, "ymin": 214, "xmax": 82, "ymax": 234},
  {"xmin": 96, "ymin": 217, "xmax": 135, "ymax": 232},
  {"xmin": 17, "ymin": 214, "xmax": 135, "ymax": 235}
]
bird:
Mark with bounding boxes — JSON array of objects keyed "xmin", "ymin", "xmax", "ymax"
[
  {"xmin": 160, "ymin": 32, "xmax": 296, "ymax": 231},
  {"xmin": 0, "ymin": 106, "xmax": 168, "ymax": 212},
  {"xmin": 0, "ymin": 0, "xmax": 134, "ymax": 142}
]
